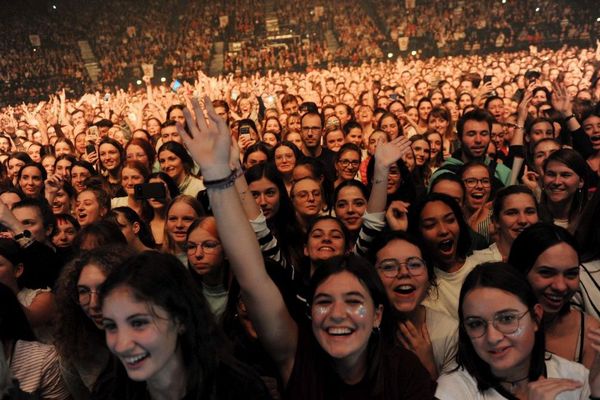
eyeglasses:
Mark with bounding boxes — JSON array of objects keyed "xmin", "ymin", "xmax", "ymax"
[
  {"xmin": 338, "ymin": 159, "xmax": 360, "ymax": 168},
  {"xmin": 464, "ymin": 310, "xmax": 530, "ymax": 338},
  {"xmin": 183, "ymin": 240, "xmax": 221, "ymax": 254},
  {"xmin": 463, "ymin": 177, "xmax": 491, "ymax": 188},
  {"xmin": 376, "ymin": 257, "xmax": 427, "ymax": 278},
  {"xmin": 76, "ymin": 287, "xmax": 100, "ymax": 306}
]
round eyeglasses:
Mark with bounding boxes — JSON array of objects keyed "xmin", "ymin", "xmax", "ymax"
[
  {"xmin": 376, "ymin": 257, "xmax": 426, "ymax": 278},
  {"xmin": 464, "ymin": 310, "xmax": 530, "ymax": 338},
  {"xmin": 183, "ymin": 240, "xmax": 221, "ymax": 254}
]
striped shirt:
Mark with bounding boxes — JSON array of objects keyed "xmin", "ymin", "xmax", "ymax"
[{"xmin": 9, "ymin": 340, "xmax": 70, "ymax": 399}]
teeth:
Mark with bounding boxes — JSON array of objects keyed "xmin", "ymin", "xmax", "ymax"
[
  {"xmin": 328, "ymin": 327, "xmax": 352, "ymax": 335},
  {"xmin": 320, "ymin": 247, "xmax": 335, "ymax": 251},
  {"xmin": 398, "ymin": 285, "xmax": 414, "ymax": 290},
  {"xmin": 124, "ymin": 353, "xmax": 148, "ymax": 364}
]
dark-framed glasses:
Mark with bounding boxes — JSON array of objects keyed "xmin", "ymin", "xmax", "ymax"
[
  {"xmin": 183, "ymin": 240, "xmax": 221, "ymax": 254},
  {"xmin": 376, "ymin": 257, "xmax": 426, "ymax": 278}
]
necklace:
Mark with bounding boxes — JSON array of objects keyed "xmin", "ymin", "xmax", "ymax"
[{"xmin": 499, "ymin": 375, "xmax": 529, "ymax": 394}]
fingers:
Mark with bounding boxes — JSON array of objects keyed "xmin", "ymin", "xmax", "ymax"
[{"xmin": 528, "ymin": 377, "xmax": 582, "ymax": 397}]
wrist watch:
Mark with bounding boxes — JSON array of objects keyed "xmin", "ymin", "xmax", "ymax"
[{"xmin": 14, "ymin": 229, "xmax": 32, "ymax": 241}]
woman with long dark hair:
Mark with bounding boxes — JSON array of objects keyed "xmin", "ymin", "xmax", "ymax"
[
  {"xmin": 509, "ymin": 223, "xmax": 600, "ymax": 368},
  {"xmin": 54, "ymin": 246, "xmax": 133, "ymax": 398},
  {"xmin": 173, "ymin": 97, "xmax": 436, "ymax": 399},
  {"xmin": 93, "ymin": 251, "xmax": 271, "ymax": 399},
  {"xmin": 436, "ymin": 262, "xmax": 599, "ymax": 399}
]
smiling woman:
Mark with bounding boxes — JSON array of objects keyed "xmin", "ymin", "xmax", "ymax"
[
  {"xmin": 93, "ymin": 251, "xmax": 271, "ymax": 399},
  {"xmin": 409, "ymin": 193, "xmax": 473, "ymax": 319},
  {"xmin": 509, "ymin": 223, "xmax": 600, "ymax": 369},
  {"xmin": 436, "ymin": 262, "xmax": 598, "ymax": 400}
]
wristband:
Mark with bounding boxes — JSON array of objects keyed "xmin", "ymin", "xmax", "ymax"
[
  {"xmin": 564, "ymin": 114, "xmax": 576, "ymax": 121},
  {"xmin": 203, "ymin": 169, "xmax": 240, "ymax": 190}
]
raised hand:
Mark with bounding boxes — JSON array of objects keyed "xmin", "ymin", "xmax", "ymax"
[
  {"xmin": 517, "ymin": 84, "xmax": 535, "ymax": 125},
  {"xmin": 385, "ymin": 200, "xmax": 410, "ymax": 232},
  {"xmin": 177, "ymin": 96, "xmax": 233, "ymax": 180},
  {"xmin": 521, "ymin": 165, "xmax": 540, "ymax": 192},
  {"xmin": 551, "ymin": 81, "xmax": 573, "ymax": 117},
  {"xmin": 374, "ymin": 136, "xmax": 412, "ymax": 169}
]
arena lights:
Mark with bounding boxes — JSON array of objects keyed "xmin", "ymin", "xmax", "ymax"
[
  {"xmin": 411, "ymin": 50, "xmax": 417, "ymax": 56},
  {"xmin": 387, "ymin": 52, "xmax": 394, "ymax": 59},
  {"xmin": 535, "ymin": 7, "xmax": 540, "ymax": 12},
  {"xmin": 160, "ymin": 77, "xmax": 167, "ymax": 82},
  {"xmin": 597, "ymin": 17, "xmax": 600, "ymax": 22},
  {"xmin": 52, "ymin": 4, "xmax": 56, "ymax": 9},
  {"xmin": 502, "ymin": 0, "xmax": 506, "ymax": 4},
  {"xmin": 136, "ymin": 80, "xmax": 142, "ymax": 85}
]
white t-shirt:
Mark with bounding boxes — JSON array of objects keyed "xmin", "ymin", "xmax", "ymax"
[
  {"xmin": 436, "ymin": 354, "xmax": 590, "ymax": 400},
  {"xmin": 426, "ymin": 307, "xmax": 459, "ymax": 375},
  {"xmin": 423, "ymin": 245, "xmax": 502, "ymax": 319}
]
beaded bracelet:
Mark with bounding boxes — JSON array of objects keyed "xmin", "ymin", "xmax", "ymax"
[{"xmin": 204, "ymin": 169, "xmax": 242, "ymax": 190}]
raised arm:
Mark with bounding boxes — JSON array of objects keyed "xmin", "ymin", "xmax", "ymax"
[
  {"xmin": 354, "ymin": 136, "xmax": 412, "ymax": 256},
  {"xmin": 178, "ymin": 97, "xmax": 298, "ymax": 383}
]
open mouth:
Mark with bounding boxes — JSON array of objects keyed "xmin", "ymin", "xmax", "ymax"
[
  {"xmin": 590, "ymin": 135, "xmax": 600, "ymax": 142},
  {"xmin": 326, "ymin": 327, "xmax": 354, "ymax": 336},
  {"xmin": 394, "ymin": 284, "xmax": 416, "ymax": 295},
  {"xmin": 78, "ymin": 213, "xmax": 88, "ymax": 221},
  {"xmin": 471, "ymin": 192, "xmax": 485, "ymax": 200},
  {"xmin": 543, "ymin": 292, "xmax": 565, "ymax": 308},
  {"xmin": 122, "ymin": 353, "xmax": 150, "ymax": 368},
  {"xmin": 318, "ymin": 246, "xmax": 336, "ymax": 253},
  {"xmin": 438, "ymin": 239, "xmax": 454, "ymax": 253}
]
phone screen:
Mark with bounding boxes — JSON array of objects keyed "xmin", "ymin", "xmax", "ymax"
[{"xmin": 170, "ymin": 80, "xmax": 182, "ymax": 92}]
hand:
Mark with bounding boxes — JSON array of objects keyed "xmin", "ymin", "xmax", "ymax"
[
  {"xmin": 521, "ymin": 165, "xmax": 540, "ymax": 192},
  {"xmin": 527, "ymin": 376, "xmax": 582, "ymax": 400},
  {"xmin": 237, "ymin": 135, "xmax": 254, "ymax": 152},
  {"xmin": 397, "ymin": 320, "xmax": 437, "ymax": 378},
  {"xmin": 44, "ymin": 175, "xmax": 64, "ymax": 197},
  {"xmin": 374, "ymin": 136, "xmax": 412, "ymax": 169},
  {"xmin": 385, "ymin": 200, "xmax": 410, "ymax": 231},
  {"xmin": 517, "ymin": 84, "xmax": 535, "ymax": 125},
  {"xmin": 551, "ymin": 81, "xmax": 573, "ymax": 117},
  {"xmin": 178, "ymin": 96, "xmax": 233, "ymax": 180},
  {"xmin": 0, "ymin": 200, "xmax": 23, "ymax": 233},
  {"xmin": 468, "ymin": 201, "xmax": 492, "ymax": 231},
  {"xmin": 82, "ymin": 151, "xmax": 98, "ymax": 164}
]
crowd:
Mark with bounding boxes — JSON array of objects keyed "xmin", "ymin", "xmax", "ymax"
[
  {"xmin": 2, "ymin": 17, "xmax": 600, "ymax": 398},
  {"xmin": 6, "ymin": 0, "xmax": 599, "ymax": 107},
  {"xmin": 375, "ymin": 0, "xmax": 600, "ymax": 55}
]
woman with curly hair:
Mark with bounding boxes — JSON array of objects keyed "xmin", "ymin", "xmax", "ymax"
[{"xmin": 53, "ymin": 245, "xmax": 134, "ymax": 399}]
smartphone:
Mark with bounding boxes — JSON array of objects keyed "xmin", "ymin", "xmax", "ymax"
[
  {"xmin": 86, "ymin": 143, "xmax": 96, "ymax": 155},
  {"xmin": 86, "ymin": 126, "xmax": 99, "ymax": 141},
  {"xmin": 390, "ymin": 93, "xmax": 399, "ymax": 101},
  {"xmin": 170, "ymin": 80, "xmax": 182, "ymax": 93},
  {"xmin": 239, "ymin": 126, "xmax": 251, "ymax": 137},
  {"xmin": 103, "ymin": 93, "xmax": 110, "ymax": 102},
  {"xmin": 134, "ymin": 183, "xmax": 166, "ymax": 200},
  {"xmin": 483, "ymin": 75, "xmax": 493, "ymax": 84}
]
